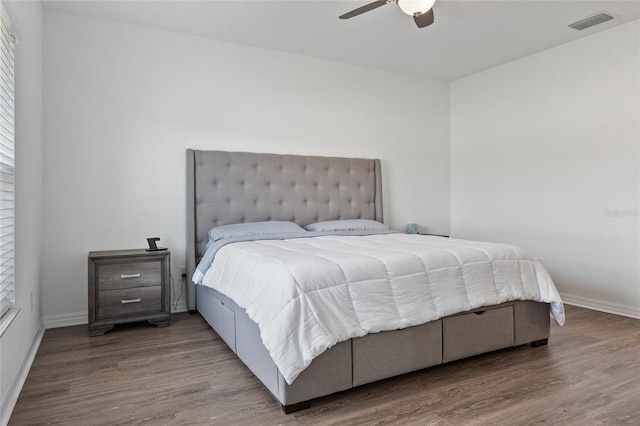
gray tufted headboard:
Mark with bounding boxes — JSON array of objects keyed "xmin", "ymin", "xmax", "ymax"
[{"xmin": 185, "ymin": 149, "xmax": 384, "ymax": 311}]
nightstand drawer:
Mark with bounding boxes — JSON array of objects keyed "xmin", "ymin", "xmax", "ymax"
[
  {"xmin": 98, "ymin": 261, "xmax": 161, "ymax": 291},
  {"xmin": 99, "ymin": 286, "xmax": 162, "ymax": 319}
]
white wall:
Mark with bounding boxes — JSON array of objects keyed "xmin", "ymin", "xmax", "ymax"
[
  {"xmin": 0, "ymin": 1, "xmax": 44, "ymax": 424},
  {"xmin": 451, "ymin": 20, "xmax": 640, "ymax": 317},
  {"xmin": 42, "ymin": 10, "xmax": 450, "ymax": 324}
]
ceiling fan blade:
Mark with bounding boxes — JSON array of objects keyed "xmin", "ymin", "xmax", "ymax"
[
  {"xmin": 339, "ymin": 0, "xmax": 390, "ymax": 20},
  {"xmin": 414, "ymin": 8, "xmax": 434, "ymax": 28}
]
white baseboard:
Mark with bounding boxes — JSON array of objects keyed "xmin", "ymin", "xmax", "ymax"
[
  {"xmin": 44, "ymin": 303, "xmax": 189, "ymax": 330},
  {"xmin": 42, "ymin": 293, "xmax": 638, "ymax": 328},
  {"xmin": 561, "ymin": 293, "xmax": 640, "ymax": 319},
  {"xmin": 0, "ymin": 319, "xmax": 45, "ymax": 426},
  {"xmin": 43, "ymin": 311, "xmax": 87, "ymax": 329}
]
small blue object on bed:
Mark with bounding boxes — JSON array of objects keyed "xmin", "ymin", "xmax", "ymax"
[{"xmin": 405, "ymin": 223, "xmax": 420, "ymax": 234}]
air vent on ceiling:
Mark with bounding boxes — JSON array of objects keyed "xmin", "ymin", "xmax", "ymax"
[{"xmin": 568, "ymin": 11, "xmax": 615, "ymax": 30}]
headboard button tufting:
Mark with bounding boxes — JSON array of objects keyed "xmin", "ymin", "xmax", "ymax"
[{"xmin": 189, "ymin": 150, "xmax": 382, "ymax": 262}]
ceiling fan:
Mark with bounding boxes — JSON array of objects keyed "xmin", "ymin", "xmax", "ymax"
[{"xmin": 339, "ymin": 0, "xmax": 436, "ymax": 28}]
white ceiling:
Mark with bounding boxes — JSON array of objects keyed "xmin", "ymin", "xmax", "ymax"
[{"xmin": 42, "ymin": 0, "xmax": 640, "ymax": 81}]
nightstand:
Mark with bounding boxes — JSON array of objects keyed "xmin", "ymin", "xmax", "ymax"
[{"xmin": 88, "ymin": 249, "xmax": 171, "ymax": 336}]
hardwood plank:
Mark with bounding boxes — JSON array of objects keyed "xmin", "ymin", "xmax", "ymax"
[{"xmin": 9, "ymin": 305, "xmax": 640, "ymax": 425}]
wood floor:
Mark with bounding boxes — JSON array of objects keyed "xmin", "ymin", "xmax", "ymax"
[{"xmin": 9, "ymin": 305, "xmax": 640, "ymax": 425}]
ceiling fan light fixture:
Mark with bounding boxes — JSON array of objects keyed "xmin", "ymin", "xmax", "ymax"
[{"xmin": 396, "ymin": 0, "xmax": 436, "ymax": 16}]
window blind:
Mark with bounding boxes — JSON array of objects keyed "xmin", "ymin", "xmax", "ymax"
[{"xmin": 0, "ymin": 4, "xmax": 14, "ymax": 320}]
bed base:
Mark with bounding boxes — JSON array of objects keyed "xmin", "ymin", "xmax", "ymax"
[
  {"xmin": 282, "ymin": 335, "xmax": 549, "ymax": 413},
  {"xmin": 197, "ymin": 285, "xmax": 551, "ymax": 413},
  {"xmin": 530, "ymin": 338, "xmax": 549, "ymax": 347},
  {"xmin": 282, "ymin": 401, "xmax": 312, "ymax": 414}
]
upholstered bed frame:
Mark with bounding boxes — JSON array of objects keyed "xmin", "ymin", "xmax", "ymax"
[{"xmin": 186, "ymin": 149, "xmax": 550, "ymax": 413}]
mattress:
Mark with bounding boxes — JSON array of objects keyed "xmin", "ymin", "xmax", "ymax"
[{"xmin": 198, "ymin": 233, "xmax": 564, "ymax": 384}]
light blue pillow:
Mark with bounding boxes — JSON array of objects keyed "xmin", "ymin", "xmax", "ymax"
[
  {"xmin": 304, "ymin": 219, "xmax": 389, "ymax": 232},
  {"xmin": 208, "ymin": 221, "xmax": 305, "ymax": 242}
]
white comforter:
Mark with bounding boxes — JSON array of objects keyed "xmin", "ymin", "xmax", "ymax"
[{"xmin": 200, "ymin": 234, "xmax": 564, "ymax": 384}]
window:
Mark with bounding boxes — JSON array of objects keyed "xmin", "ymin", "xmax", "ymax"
[{"xmin": 0, "ymin": 4, "xmax": 14, "ymax": 320}]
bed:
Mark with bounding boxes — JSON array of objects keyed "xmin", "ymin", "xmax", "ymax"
[{"xmin": 185, "ymin": 149, "xmax": 564, "ymax": 413}]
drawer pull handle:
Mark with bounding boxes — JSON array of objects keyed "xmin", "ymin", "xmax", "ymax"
[
  {"xmin": 121, "ymin": 298, "xmax": 141, "ymax": 304},
  {"xmin": 120, "ymin": 273, "xmax": 141, "ymax": 279}
]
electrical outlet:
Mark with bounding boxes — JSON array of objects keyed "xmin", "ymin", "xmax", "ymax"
[{"xmin": 179, "ymin": 265, "xmax": 187, "ymax": 278}]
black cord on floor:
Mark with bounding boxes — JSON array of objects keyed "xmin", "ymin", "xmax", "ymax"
[{"xmin": 170, "ymin": 273, "xmax": 184, "ymax": 311}]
